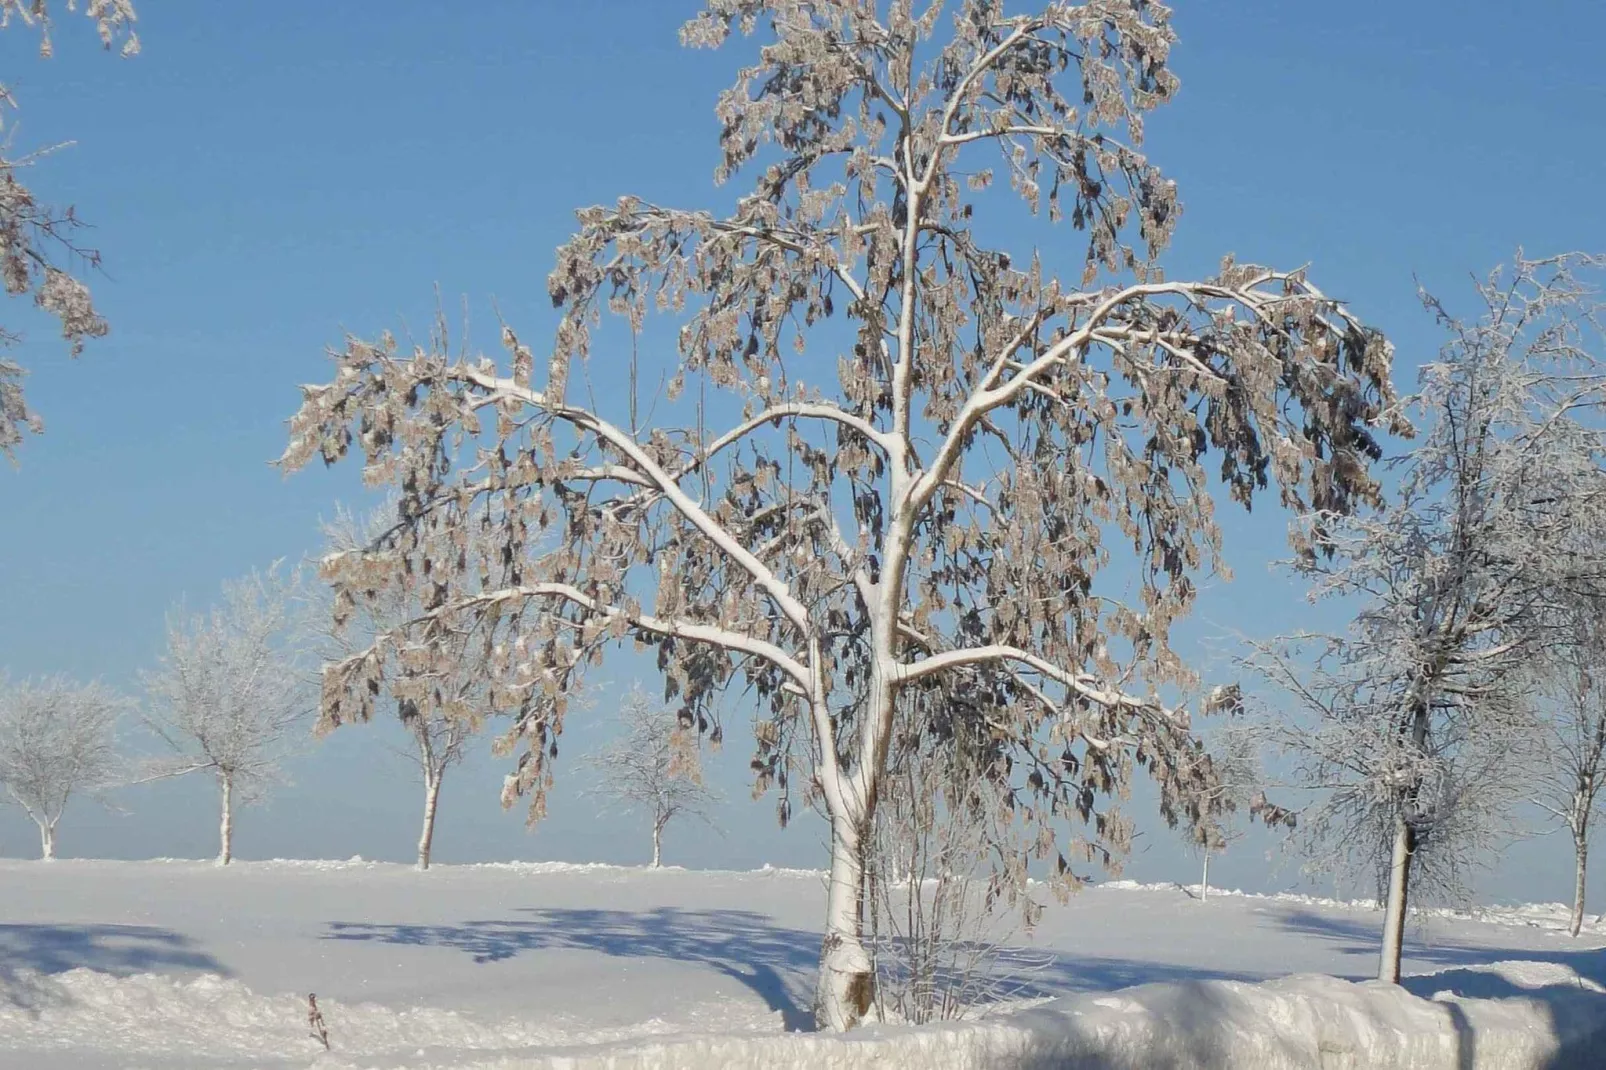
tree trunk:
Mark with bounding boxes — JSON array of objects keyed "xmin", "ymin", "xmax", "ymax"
[
  {"xmin": 1379, "ymin": 813, "xmax": 1415, "ymax": 983},
  {"xmin": 417, "ymin": 771, "xmax": 442, "ymax": 870},
  {"xmin": 39, "ymin": 820, "xmax": 55, "ymax": 861},
  {"xmin": 651, "ymin": 820, "xmax": 662, "ymax": 868},
  {"xmin": 815, "ymin": 813, "xmax": 874, "ymax": 1031},
  {"xmin": 217, "ymin": 771, "xmax": 234, "ymax": 866},
  {"xmin": 1201, "ymin": 849, "xmax": 1210, "ymax": 902},
  {"xmin": 1571, "ymin": 832, "xmax": 1588, "ymax": 939},
  {"xmin": 1380, "ymin": 700, "xmax": 1430, "ymax": 983}
]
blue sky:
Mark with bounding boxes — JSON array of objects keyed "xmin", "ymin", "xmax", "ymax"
[{"xmin": 0, "ymin": 1, "xmax": 1602, "ymax": 902}]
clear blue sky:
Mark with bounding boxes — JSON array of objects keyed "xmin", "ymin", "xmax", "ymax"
[{"xmin": 0, "ymin": 2, "xmax": 1601, "ymax": 903}]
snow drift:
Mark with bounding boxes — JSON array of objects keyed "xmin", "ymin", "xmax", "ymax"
[
  {"xmin": 6, "ymin": 959, "xmax": 1602, "ymax": 1069},
  {"xmin": 6, "ymin": 861, "xmax": 1604, "ymax": 1068},
  {"xmin": 466, "ymin": 960, "xmax": 1606, "ymax": 1070}
]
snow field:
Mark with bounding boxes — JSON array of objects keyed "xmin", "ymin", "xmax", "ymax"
[{"xmin": 3, "ymin": 859, "xmax": 1603, "ymax": 1068}]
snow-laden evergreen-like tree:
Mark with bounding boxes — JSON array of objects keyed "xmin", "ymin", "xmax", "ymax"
[
  {"xmin": 0, "ymin": 673, "xmax": 123, "ymax": 859},
  {"xmin": 0, "ymin": 0, "xmax": 138, "ymax": 460},
  {"xmin": 281, "ymin": 1, "xmax": 1399, "ymax": 1029},
  {"xmin": 584, "ymin": 686, "xmax": 720, "ymax": 868},
  {"xmin": 141, "ymin": 567, "xmax": 312, "ymax": 865},
  {"xmin": 1245, "ymin": 252, "xmax": 1606, "ymax": 983},
  {"xmin": 319, "ymin": 503, "xmax": 500, "ymax": 870}
]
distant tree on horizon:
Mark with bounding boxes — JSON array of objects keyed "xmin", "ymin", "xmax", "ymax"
[
  {"xmin": 1185, "ymin": 713, "xmax": 1276, "ymax": 903},
  {"xmin": 584, "ymin": 686, "xmax": 720, "ymax": 869},
  {"xmin": 0, "ymin": 673, "xmax": 123, "ymax": 859},
  {"xmin": 1535, "ymin": 583, "xmax": 1606, "ymax": 937},
  {"xmin": 318, "ymin": 502, "xmax": 500, "ymax": 870},
  {"xmin": 142, "ymin": 566, "xmax": 312, "ymax": 865}
]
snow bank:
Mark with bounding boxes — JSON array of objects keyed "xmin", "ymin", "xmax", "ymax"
[
  {"xmin": 9, "ymin": 960, "xmax": 1603, "ymax": 1070},
  {"xmin": 8, "ymin": 861, "xmax": 1603, "ymax": 1067},
  {"xmin": 451, "ymin": 961, "xmax": 1606, "ymax": 1070},
  {"xmin": 0, "ymin": 968, "xmax": 777, "ymax": 1069}
]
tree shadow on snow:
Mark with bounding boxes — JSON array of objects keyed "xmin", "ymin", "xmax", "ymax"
[
  {"xmin": 1027, "ymin": 954, "xmax": 1263, "ymax": 995},
  {"xmin": 325, "ymin": 907, "xmax": 1268, "ymax": 1034},
  {"xmin": 1275, "ymin": 908, "xmax": 1606, "ymax": 984},
  {"xmin": 0, "ymin": 923, "xmax": 229, "ymax": 1017},
  {"xmin": 1273, "ymin": 908, "xmax": 1487, "ymax": 974},
  {"xmin": 325, "ymin": 907, "xmax": 820, "ymax": 1031}
]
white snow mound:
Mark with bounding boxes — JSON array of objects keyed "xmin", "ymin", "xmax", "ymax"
[
  {"xmin": 510, "ymin": 961, "xmax": 1606, "ymax": 1070},
  {"xmin": 0, "ymin": 968, "xmax": 770, "ymax": 1069},
  {"xmin": 7, "ymin": 960, "xmax": 1603, "ymax": 1070}
]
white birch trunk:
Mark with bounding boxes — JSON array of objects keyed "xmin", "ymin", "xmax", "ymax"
[
  {"xmin": 815, "ymin": 814, "xmax": 874, "ymax": 1031},
  {"xmin": 39, "ymin": 820, "xmax": 55, "ymax": 861},
  {"xmin": 1571, "ymin": 832, "xmax": 1588, "ymax": 939},
  {"xmin": 651, "ymin": 820, "xmax": 662, "ymax": 869},
  {"xmin": 217, "ymin": 771, "xmax": 234, "ymax": 866},
  {"xmin": 417, "ymin": 771, "xmax": 442, "ymax": 870},
  {"xmin": 1378, "ymin": 814, "xmax": 1413, "ymax": 983},
  {"xmin": 1200, "ymin": 849, "xmax": 1210, "ymax": 902}
]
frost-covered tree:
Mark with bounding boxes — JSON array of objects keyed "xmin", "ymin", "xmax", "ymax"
[
  {"xmin": 1186, "ymin": 715, "xmax": 1268, "ymax": 902},
  {"xmin": 584, "ymin": 686, "xmax": 719, "ymax": 867},
  {"xmin": 141, "ymin": 567, "xmax": 312, "ymax": 865},
  {"xmin": 281, "ymin": 1, "xmax": 1400, "ymax": 1029},
  {"xmin": 1247, "ymin": 636, "xmax": 1535, "ymax": 943},
  {"xmin": 0, "ymin": 0, "xmax": 138, "ymax": 461},
  {"xmin": 1245, "ymin": 253, "xmax": 1606, "ymax": 983},
  {"xmin": 0, "ymin": 674, "xmax": 122, "ymax": 859},
  {"xmin": 1535, "ymin": 590, "xmax": 1606, "ymax": 938},
  {"xmin": 318, "ymin": 503, "xmax": 497, "ymax": 870}
]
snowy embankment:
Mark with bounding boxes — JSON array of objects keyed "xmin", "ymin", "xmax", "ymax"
[
  {"xmin": 7, "ymin": 957, "xmax": 1602, "ymax": 1070},
  {"xmin": 3, "ymin": 859, "xmax": 1603, "ymax": 1069},
  {"xmin": 539, "ymin": 961, "xmax": 1606, "ymax": 1070}
]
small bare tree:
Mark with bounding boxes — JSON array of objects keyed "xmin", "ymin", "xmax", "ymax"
[
  {"xmin": 318, "ymin": 503, "xmax": 496, "ymax": 870},
  {"xmin": 282, "ymin": 0, "xmax": 1401, "ymax": 1029},
  {"xmin": 0, "ymin": 674, "xmax": 123, "ymax": 859},
  {"xmin": 584, "ymin": 687, "xmax": 719, "ymax": 868},
  {"xmin": 397, "ymin": 699, "xmax": 475, "ymax": 870},
  {"xmin": 141, "ymin": 567, "xmax": 312, "ymax": 865},
  {"xmin": 1245, "ymin": 253, "xmax": 1606, "ymax": 983},
  {"xmin": 1186, "ymin": 714, "xmax": 1267, "ymax": 902},
  {"xmin": 1535, "ymin": 591, "xmax": 1606, "ymax": 937},
  {"xmin": 1248, "ymin": 638, "xmax": 1534, "ymax": 923},
  {"xmin": 0, "ymin": 1, "xmax": 138, "ymax": 461}
]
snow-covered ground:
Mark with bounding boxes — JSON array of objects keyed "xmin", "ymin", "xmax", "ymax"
[{"xmin": 3, "ymin": 859, "xmax": 1603, "ymax": 1068}]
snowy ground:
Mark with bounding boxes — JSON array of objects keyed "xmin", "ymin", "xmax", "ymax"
[{"xmin": 3, "ymin": 859, "xmax": 1604, "ymax": 1068}]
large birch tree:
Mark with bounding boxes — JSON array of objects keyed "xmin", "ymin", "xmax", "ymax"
[{"xmin": 282, "ymin": 0, "xmax": 1399, "ymax": 1029}]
